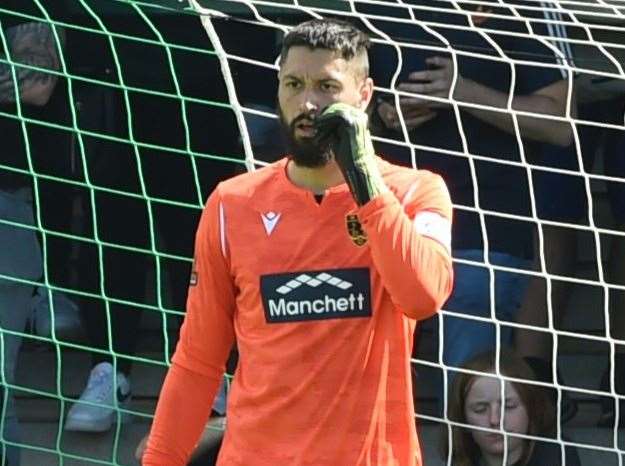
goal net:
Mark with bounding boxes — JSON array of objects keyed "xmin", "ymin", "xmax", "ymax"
[{"xmin": 0, "ymin": 0, "xmax": 623, "ymax": 464}]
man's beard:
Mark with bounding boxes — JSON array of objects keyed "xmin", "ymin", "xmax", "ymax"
[{"xmin": 278, "ymin": 106, "xmax": 333, "ymax": 168}]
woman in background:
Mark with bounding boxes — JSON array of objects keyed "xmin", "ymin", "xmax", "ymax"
[{"xmin": 442, "ymin": 349, "xmax": 581, "ymax": 466}]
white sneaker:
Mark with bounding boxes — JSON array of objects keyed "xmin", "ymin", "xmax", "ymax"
[{"xmin": 65, "ymin": 362, "xmax": 132, "ymax": 432}]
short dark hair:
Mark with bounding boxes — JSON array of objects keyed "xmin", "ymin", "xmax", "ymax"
[{"xmin": 279, "ymin": 18, "xmax": 370, "ymax": 73}]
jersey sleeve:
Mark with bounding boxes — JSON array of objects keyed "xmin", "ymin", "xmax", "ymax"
[
  {"xmin": 171, "ymin": 186, "xmax": 236, "ymax": 376},
  {"xmin": 142, "ymin": 187, "xmax": 236, "ymax": 466},
  {"xmin": 357, "ymin": 172, "xmax": 454, "ymax": 320}
]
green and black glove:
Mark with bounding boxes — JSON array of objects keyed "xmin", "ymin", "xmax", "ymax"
[{"xmin": 315, "ymin": 102, "xmax": 388, "ymax": 206}]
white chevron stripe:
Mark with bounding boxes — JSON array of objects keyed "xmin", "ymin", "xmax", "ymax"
[{"xmin": 276, "ymin": 273, "xmax": 353, "ymax": 295}]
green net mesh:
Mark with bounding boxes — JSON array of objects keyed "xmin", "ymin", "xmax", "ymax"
[
  {"xmin": 1, "ymin": 1, "xmax": 253, "ymax": 464},
  {"xmin": 1, "ymin": 0, "xmax": 625, "ymax": 465}
]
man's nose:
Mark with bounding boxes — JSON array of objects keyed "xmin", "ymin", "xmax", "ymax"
[{"xmin": 299, "ymin": 90, "xmax": 319, "ymax": 114}]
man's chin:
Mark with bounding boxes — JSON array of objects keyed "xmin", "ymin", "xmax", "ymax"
[
  {"xmin": 294, "ymin": 128, "xmax": 317, "ymax": 139},
  {"xmin": 281, "ymin": 124, "xmax": 331, "ymax": 167},
  {"xmin": 290, "ymin": 154, "xmax": 330, "ymax": 168},
  {"xmin": 290, "ymin": 145, "xmax": 333, "ymax": 168}
]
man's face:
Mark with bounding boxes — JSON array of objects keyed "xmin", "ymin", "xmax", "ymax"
[{"xmin": 277, "ymin": 46, "xmax": 372, "ymax": 167}]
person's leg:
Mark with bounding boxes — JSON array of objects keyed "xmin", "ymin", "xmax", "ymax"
[
  {"xmin": 599, "ymin": 222, "xmax": 625, "ymax": 425},
  {"xmin": 443, "ymin": 250, "xmax": 530, "ymax": 368},
  {"xmin": 0, "ymin": 188, "xmax": 43, "ymax": 466},
  {"xmin": 76, "ymin": 184, "xmax": 152, "ymax": 375},
  {"xmin": 514, "ymin": 225, "xmax": 578, "ymax": 365},
  {"xmin": 442, "ymin": 250, "xmax": 492, "ymax": 369},
  {"xmin": 0, "ymin": 281, "xmax": 34, "ymax": 466},
  {"xmin": 516, "ymin": 140, "xmax": 589, "ymax": 370},
  {"xmin": 30, "ymin": 180, "xmax": 84, "ymax": 341},
  {"xmin": 514, "ymin": 147, "xmax": 584, "ymax": 413},
  {"xmin": 0, "ymin": 289, "xmax": 31, "ymax": 465},
  {"xmin": 599, "ymin": 99, "xmax": 625, "ymax": 424},
  {"xmin": 91, "ymin": 246, "xmax": 151, "ymax": 375},
  {"xmin": 492, "ymin": 253, "xmax": 533, "ymax": 344},
  {"xmin": 65, "ymin": 249, "xmax": 148, "ymax": 434},
  {"xmin": 512, "ymin": 224, "xmax": 581, "ymax": 423},
  {"xmin": 66, "ymin": 186, "xmax": 149, "ymax": 432}
]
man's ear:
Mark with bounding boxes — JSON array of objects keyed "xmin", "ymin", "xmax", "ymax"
[{"xmin": 359, "ymin": 77, "xmax": 374, "ymax": 111}]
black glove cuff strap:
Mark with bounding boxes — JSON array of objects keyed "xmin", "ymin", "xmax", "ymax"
[{"xmin": 343, "ymin": 167, "xmax": 372, "ymax": 206}]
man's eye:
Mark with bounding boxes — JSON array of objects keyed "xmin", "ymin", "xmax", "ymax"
[
  {"xmin": 321, "ymin": 83, "xmax": 337, "ymax": 92},
  {"xmin": 285, "ymin": 81, "xmax": 300, "ymax": 89}
]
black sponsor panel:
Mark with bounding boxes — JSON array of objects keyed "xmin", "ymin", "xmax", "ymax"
[{"xmin": 260, "ymin": 268, "xmax": 372, "ymax": 323}]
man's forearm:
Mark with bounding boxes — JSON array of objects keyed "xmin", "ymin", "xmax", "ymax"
[
  {"xmin": 457, "ymin": 78, "xmax": 573, "ymax": 147},
  {"xmin": 358, "ymin": 191, "xmax": 453, "ymax": 320},
  {"xmin": 143, "ymin": 363, "xmax": 220, "ymax": 466}
]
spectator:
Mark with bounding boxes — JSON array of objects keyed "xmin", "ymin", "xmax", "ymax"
[
  {"xmin": 62, "ymin": 80, "xmax": 153, "ymax": 433},
  {"xmin": 508, "ymin": 8, "xmax": 583, "ymax": 422},
  {"xmin": 63, "ymin": 12, "xmax": 243, "ymax": 433},
  {"xmin": 578, "ymin": 95, "xmax": 625, "ymax": 426},
  {"xmin": 513, "ymin": 150, "xmax": 583, "ymax": 422},
  {"xmin": 516, "ymin": 78, "xmax": 625, "ymax": 426},
  {"xmin": 0, "ymin": 1, "xmax": 65, "ymax": 463},
  {"xmin": 365, "ymin": 0, "xmax": 573, "ymax": 372},
  {"xmin": 442, "ymin": 349, "xmax": 581, "ymax": 466},
  {"xmin": 514, "ymin": 132, "xmax": 585, "ymax": 423}
]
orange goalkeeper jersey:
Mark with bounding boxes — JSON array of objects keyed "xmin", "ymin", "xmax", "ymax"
[{"xmin": 144, "ymin": 157, "xmax": 453, "ymax": 466}]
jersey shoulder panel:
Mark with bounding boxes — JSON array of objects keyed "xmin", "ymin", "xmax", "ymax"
[
  {"xmin": 377, "ymin": 158, "xmax": 452, "ymax": 222},
  {"xmin": 377, "ymin": 158, "xmax": 445, "ymax": 198},
  {"xmin": 216, "ymin": 158, "xmax": 286, "ymax": 204}
]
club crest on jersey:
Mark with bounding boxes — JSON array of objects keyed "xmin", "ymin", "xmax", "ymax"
[{"xmin": 346, "ymin": 214, "xmax": 367, "ymax": 246}]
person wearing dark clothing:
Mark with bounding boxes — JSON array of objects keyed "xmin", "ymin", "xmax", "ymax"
[
  {"xmin": 63, "ymin": 10, "xmax": 242, "ymax": 433},
  {"xmin": 578, "ymin": 96, "xmax": 625, "ymax": 426},
  {"xmin": 442, "ymin": 349, "xmax": 581, "ymax": 466},
  {"xmin": 0, "ymin": 1, "xmax": 65, "ymax": 463},
  {"xmin": 364, "ymin": 0, "xmax": 573, "ymax": 369}
]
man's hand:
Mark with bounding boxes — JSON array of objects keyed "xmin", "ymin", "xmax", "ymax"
[
  {"xmin": 315, "ymin": 102, "xmax": 388, "ymax": 206},
  {"xmin": 376, "ymin": 55, "xmax": 463, "ymax": 131},
  {"xmin": 377, "ymin": 98, "xmax": 437, "ymax": 131},
  {"xmin": 397, "ymin": 56, "xmax": 464, "ymax": 108}
]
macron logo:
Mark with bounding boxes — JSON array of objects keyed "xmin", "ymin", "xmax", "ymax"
[
  {"xmin": 276, "ymin": 273, "xmax": 353, "ymax": 295},
  {"xmin": 261, "ymin": 211, "xmax": 281, "ymax": 236}
]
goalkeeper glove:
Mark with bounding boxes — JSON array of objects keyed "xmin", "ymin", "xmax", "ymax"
[{"xmin": 315, "ymin": 102, "xmax": 388, "ymax": 206}]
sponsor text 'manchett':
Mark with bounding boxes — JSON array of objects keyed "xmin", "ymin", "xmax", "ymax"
[
  {"xmin": 261, "ymin": 268, "xmax": 372, "ymax": 323},
  {"xmin": 268, "ymin": 293, "xmax": 366, "ymax": 317}
]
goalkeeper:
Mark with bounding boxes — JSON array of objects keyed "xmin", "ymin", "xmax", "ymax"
[{"xmin": 143, "ymin": 18, "xmax": 453, "ymax": 466}]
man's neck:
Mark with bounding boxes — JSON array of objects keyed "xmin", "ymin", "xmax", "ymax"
[{"xmin": 286, "ymin": 158, "xmax": 345, "ymax": 195}]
